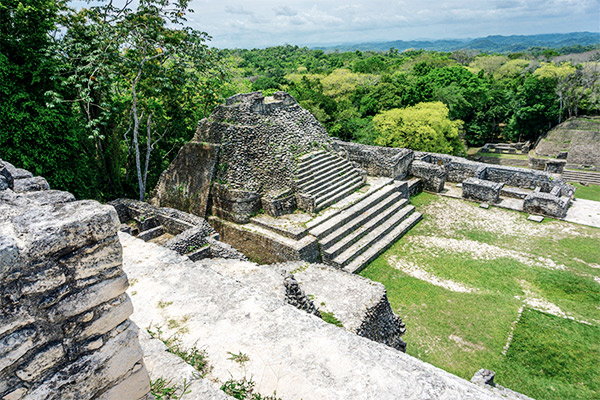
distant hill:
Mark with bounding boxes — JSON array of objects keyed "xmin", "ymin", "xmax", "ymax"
[{"xmin": 313, "ymin": 32, "xmax": 600, "ymax": 53}]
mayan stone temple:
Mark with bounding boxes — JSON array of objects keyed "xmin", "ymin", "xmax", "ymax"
[{"xmin": 4, "ymin": 91, "xmax": 581, "ymax": 399}]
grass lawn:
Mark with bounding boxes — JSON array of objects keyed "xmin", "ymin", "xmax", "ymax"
[
  {"xmin": 478, "ymin": 152, "xmax": 529, "ymax": 160},
  {"xmin": 360, "ymin": 192, "xmax": 600, "ymax": 400},
  {"xmin": 571, "ymin": 182, "xmax": 600, "ymax": 202}
]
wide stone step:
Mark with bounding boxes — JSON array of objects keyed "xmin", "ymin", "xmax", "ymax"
[
  {"xmin": 308, "ymin": 170, "xmax": 360, "ymax": 198},
  {"xmin": 297, "ymin": 154, "xmax": 338, "ymax": 178},
  {"xmin": 343, "ymin": 212, "xmax": 423, "ymax": 274},
  {"xmin": 315, "ymin": 177, "xmax": 364, "ymax": 212},
  {"xmin": 321, "ymin": 193, "xmax": 406, "ymax": 250},
  {"xmin": 300, "ymin": 162, "xmax": 354, "ymax": 193},
  {"xmin": 310, "ymin": 182, "xmax": 399, "ymax": 238},
  {"xmin": 563, "ymin": 170, "xmax": 600, "ymax": 185},
  {"xmin": 297, "ymin": 156, "xmax": 347, "ymax": 183},
  {"xmin": 331, "ymin": 205, "xmax": 415, "ymax": 268},
  {"xmin": 297, "ymin": 150, "xmax": 325, "ymax": 163},
  {"xmin": 323, "ymin": 197, "xmax": 409, "ymax": 261}
]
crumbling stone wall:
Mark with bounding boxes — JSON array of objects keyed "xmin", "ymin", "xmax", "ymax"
[
  {"xmin": 0, "ymin": 161, "xmax": 151, "ymax": 400},
  {"xmin": 333, "ymin": 140, "xmax": 413, "ymax": 179},
  {"xmin": 110, "ymin": 198, "xmax": 247, "ymax": 261}
]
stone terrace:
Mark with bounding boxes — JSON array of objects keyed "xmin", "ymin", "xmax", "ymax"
[{"xmin": 122, "ymin": 233, "xmax": 525, "ymax": 400}]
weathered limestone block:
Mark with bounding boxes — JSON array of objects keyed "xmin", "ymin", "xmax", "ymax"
[
  {"xmin": 209, "ymin": 216, "xmax": 320, "ymax": 264},
  {"xmin": 428, "ymin": 154, "xmax": 482, "ymax": 182},
  {"xmin": 123, "ymin": 233, "xmax": 524, "ymax": 400},
  {"xmin": 150, "ymin": 141, "xmax": 220, "ymax": 218},
  {"xmin": 138, "ymin": 329, "xmax": 233, "ymax": 400},
  {"xmin": 409, "ymin": 160, "xmax": 446, "ymax": 192},
  {"xmin": 334, "ymin": 139, "xmax": 414, "ymax": 179},
  {"xmin": 13, "ymin": 176, "xmax": 50, "ymax": 193},
  {"xmin": 462, "ymin": 178, "xmax": 504, "ymax": 204},
  {"xmin": 0, "ymin": 160, "xmax": 14, "ymax": 190},
  {"xmin": 261, "ymin": 188, "xmax": 296, "ymax": 217},
  {"xmin": 545, "ymin": 159, "xmax": 566, "ymax": 174},
  {"xmin": 279, "ymin": 262, "xmax": 406, "ymax": 352},
  {"xmin": 523, "ymin": 192, "xmax": 570, "ymax": 218},
  {"xmin": 25, "ymin": 321, "xmax": 148, "ymax": 400},
  {"xmin": 211, "ymin": 183, "xmax": 261, "ymax": 224},
  {"xmin": 0, "ymin": 165, "xmax": 150, "ymax": 400}
]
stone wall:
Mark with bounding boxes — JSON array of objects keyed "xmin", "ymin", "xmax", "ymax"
[
  {"xmin": 0, "ymin": 161, "xmax": 150, "ymax": 400},
  {"xmin": 110, "ymin": 198, "xmax": 247, "ymax": 261},
  {"xmin": 334, "ymin": 140, "xmax": 414, "ymax": 179},
  {"xmin": 409, "ymin": 160, "xmax": 446, "ymax": 192},
  {"xmin": 523, "ymin": 192, "xmax": 570, "ymax": 218},
  {"xmin": 150, "ymin": 142, "xmax": 219, "ymax": 218},
  {"xmin": 462, "ymin": 178, "xmax": 504, "ymax": 203},
  {"xmin": 209, "ymin": 216, "xmax": 320, "ymax": 264}
]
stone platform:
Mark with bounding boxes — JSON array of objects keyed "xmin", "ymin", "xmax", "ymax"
[{"xmin": 122, "ymin": 233, "xmax": 525, "ymax": 400}]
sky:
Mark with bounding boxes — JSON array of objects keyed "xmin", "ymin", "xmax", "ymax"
[{"xmin": 183, "ymin": 0, "xmax": 600, "ymax": 48}]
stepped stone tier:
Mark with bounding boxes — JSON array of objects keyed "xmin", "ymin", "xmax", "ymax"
[
  {"xmin": 151, "ymin": 91, "xmax": 578, "ymax": 272},
  {"xmin": 0, "ymin": 159, "xmax": 151, "ymax": 400},
  {"xmin": 122, "ymin": 233, "xmax": 528, "ymax": 400},
  {"xmin": 110, "ymin": 198, "xmax": 247, "ymax": 261}
]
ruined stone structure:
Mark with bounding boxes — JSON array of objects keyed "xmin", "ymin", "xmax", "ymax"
[
  {"xmin": 110, "ymin": 198, "xmax": 246, "ymax": 261},
  {"xmin": 535, "ymin": 116, "xmax": 600, "ymax": 172},
  {"xmin": 0, "ymin": 160, "xmax": 151, "ymax": 400},
  {"xmin": 412, "ymin": 151, "xmax": 575, "ymax": 218},
  {"xmin": 152, "ymin": 91, "xmax": 578, "ymax": 276}
]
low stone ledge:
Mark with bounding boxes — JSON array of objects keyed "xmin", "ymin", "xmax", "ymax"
[
  {"xmin": 208, "ymin": 216, "xmax": 319, "ymax": 264},
  {"xmin": 409, "ymin": 160, "xmax": 446, "ymax": 192},
  {"xmin": 523, "ymin": 192, "xmax": 570, "ymax": 218},
  {"xmin": 334, "ymin": 140, "xmax": 413, "ymax": 179},
  {"xmin": 462, "ymin": 178, "xmax": 504, "ymax": 204},
  {"xmin": 500, "ymin": 186, "xmax": 531, "ymax": 199}
]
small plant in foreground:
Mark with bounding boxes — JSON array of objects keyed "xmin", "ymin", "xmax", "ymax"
[
  {"xmin": 151, "ymin": 377, "xmax": 191, "ymax": 400},
  {"xmin": 147, "ymin": 326, "xmax": 212, "ymax": 377},
  {"xmin": 320, "ymin": 310, "xmax": 344, "ymax": 327},
  {"xmin": 221, "ymin": 352, "xmax": 282, "ymax": 400}
]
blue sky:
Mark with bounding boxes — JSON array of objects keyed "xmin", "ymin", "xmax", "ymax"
[{"xmin": 183, "ymin": 0, "xmax": 600, "ymax": 48}]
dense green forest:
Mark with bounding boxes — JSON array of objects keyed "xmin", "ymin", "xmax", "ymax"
[{"xmin": 1, "ymin": 0, "xmax": 599, "ymax": 201}]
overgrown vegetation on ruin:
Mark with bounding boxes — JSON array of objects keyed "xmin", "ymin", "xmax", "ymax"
[{"xmin": 361, "ymin": 192, "xmax": 600, "ymax": 400}]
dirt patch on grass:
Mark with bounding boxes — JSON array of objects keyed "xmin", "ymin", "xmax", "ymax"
[
  {"xmin": 448, "ymin": 334, "xmax": 485, "ymax": 352},
  {"xmin": 408, "ymin": 236, "xmax": 567, "ymax": 271},
  {"xmin": 419, "ymin": 196, "xmax": 582, "ymax": 239},
  {"xmin": 388, "ymin": 256, "xmax": 481, "ymax": 293}
]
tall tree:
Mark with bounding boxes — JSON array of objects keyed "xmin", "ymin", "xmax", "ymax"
[{"xmin": 53, "ymin": 0, "xmax": 225, "ymax": 200}]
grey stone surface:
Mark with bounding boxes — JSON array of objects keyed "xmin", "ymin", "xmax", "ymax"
[
  {"xmin": 334, "ymin": 139, "xmax": 413, "ymax": 179},
  {"xmin": 524, "ymin": 192, "xmax": 570, "ymax": 218},
  {"xmin": 527, "ymin": 215, "xmax": 545, "ymax": 222},
  {"xmin": 122, "ymin": 233, "xmax": 525, "ymax": 400},
  {"xmin": 139, "ymin": 330, "xmax": 233, "ymax": 400},
  {"xmin": 278, "ymin": 262, "xmax": 407, "ymax": 352},
  {"xmin": 462, "ymin": 178, "xmax": 504, "ymax": 204},
  {"xmin": 150, "ymin": 142, "xmax": 220, "ymax": 217},
  {"xmin": 13, "ymin": 176, "xmax": 50, "ymax": 193},
  {"xmin": 209, "ymin": 215, "xmax": 320, "ymax": 264},
  {"xmin": 409, "ymin": 160, "xmax": 446, "ymax": 192},
  {"xmin": 0, "ymin": 164, "xmax": 150, "ymax": 400}
]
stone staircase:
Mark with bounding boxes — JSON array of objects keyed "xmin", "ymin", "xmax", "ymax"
[
  {"xmin": 296, "ymin": 150, "xmax": 366, "ymax": 213},
  {"xmin": 563, "ymin": 169, "xmax": 600, "ymax": 186},
  {"xmin": 307, "ymin": 180, "xmax": 422, "ymax": 274}
]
